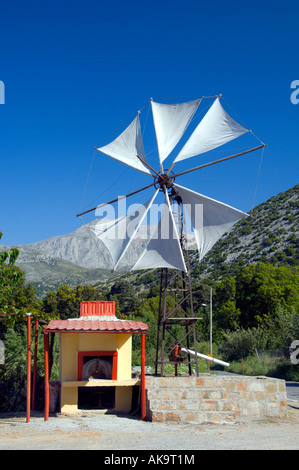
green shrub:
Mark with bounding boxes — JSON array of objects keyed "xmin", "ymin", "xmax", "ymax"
[
  {"xmin": 227, "ymin": 355, "xmax": 299, "ymax": 380},
  {"xmin": 219, "ymin": 327, "xmax": 267, "ymax": 362}
]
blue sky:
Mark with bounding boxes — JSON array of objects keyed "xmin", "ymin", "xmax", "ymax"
[{"xmin": 0, "ymin": 0, "xmax": 298, "ymax": 245}]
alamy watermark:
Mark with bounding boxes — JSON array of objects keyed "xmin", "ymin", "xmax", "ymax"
[
  {"xmin": 0, "ymin": 340, "xmax": 4, "ymax": 364},
  {"xmin": 290, "ymin": 340, "xmax": 299, "ymax": 365},
  {"xmin": 94, "ymin": 198, "xmax": 203, "ymax": 246},
  {"xmin": 0, "ymin": 81, "xmax": 4, "ymax": 104},
  {"xmin": 290, "ymin": 80, "xmax": 299, "ymax": 104}
]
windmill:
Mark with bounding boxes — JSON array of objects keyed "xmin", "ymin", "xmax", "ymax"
[{"xmin": 77, "ymin": 95, "xmax": 265, "ymax": 376}]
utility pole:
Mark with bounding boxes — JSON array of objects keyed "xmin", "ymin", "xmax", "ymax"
[
  {"xmin": 26, "ymin": 312, "xmax": 32, "ymax": 423},
  {"xmin": 209, "ymin": 288, "xmax": 213, "ymax": 356}
]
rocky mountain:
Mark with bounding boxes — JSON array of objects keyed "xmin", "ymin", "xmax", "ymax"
[
  {"xmin": 1, "ymin": 184, "xmax": 298, "ymax": 297},
  {"xmin": 0, "ymin": 220, "xmax": 148, "ymax": 297}
]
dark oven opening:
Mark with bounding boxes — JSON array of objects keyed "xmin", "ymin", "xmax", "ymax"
[
  {"xmin": 78, "ymin": 386, "xmax": 115, "ymax": 410},
  {"xmin": 82, "ymin": 356, "xmax": 113, "ymax": 380},
  {"xmin": 78, "ymin": 351, "xmax": 118, "ymax": 380}
]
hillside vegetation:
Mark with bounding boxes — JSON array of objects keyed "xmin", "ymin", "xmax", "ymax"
[
  {"xmin": 196, "ymin": 184, "xmax": 299, "ymax": 279},
  {"xmin": 1, "ymin": 184, "xmax": 298, "ymax": 298},
  {"xmin": 0, "ymin": 184, "xmax": 298, "ymax": 411}
]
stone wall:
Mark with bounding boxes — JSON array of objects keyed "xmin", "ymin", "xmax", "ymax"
[{"xmin": 145, "ymin": 374, "xmax": 287, "ymax": 424}]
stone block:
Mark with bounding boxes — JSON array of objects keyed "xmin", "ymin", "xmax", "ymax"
[
  {"xmin": 279, "ymin": 400, "xmax": 287, "ymax": 408},
  {"xmin": 196, "ymin": 377, "xmax": 205, "ymax": 387},
  {"xmin": 279, "ymin": 403, "xmax": 288, "ymax": 418},
  {"xmin": 224, "ymin": 380, "xmax": 236, "ymax": 392},
  {"xmin": 204, "ymin": 377, "xmax": 215, "ymax": 388},
  {"xmin": 224, "ymin": 414, "xmax": 237, "ymax": 423},
  {"xmin": 266, "ymin": 383, "xmax": 277, "ymax": 394},
  {"xmin": 159, "ymin": 378, "xmax": 172, "ymax": 388},
  {"xmin": 184, "ymin": 412, "xmax": 199, "ymax": 422},
  {"xmin": 248, "ymin": 380, "xmax": 264, "ymax": 392},
  {"xmin": 200, "ymin": 400, "xmax": 218, "ymax": 411},
  {"xmin": 237, "ymin": 381, "xmax": 247, "ymax": 391},
  {"xmin": 248, "ymin": 401, "xmax": 261, "ymax": 416},
  {"xmin": 254, "ymin": 391, "xmax": 267, "ymax": 401},
  {"xmin": 184, "ymin": 389, "xmax": 197, "ymax": 400},
  {"xmin": 152, "ymin": 411, "xmax": 164, "ymax": 422},
  {"xmin": 240, "ymin": 390, "xmax": 252, "ymax": 401},
  {"xmin": 161, "ymin": 389, "xmax": 173, "ymax": 399},
  {"xmin": 166, "ymin": 412, "xmax": 181, "ymax": 422},
  {"xmin": 267, "ymin": 402, "xmax": 280, "ymax": 417},
  {"xmin": 278, "ymin": 382, "xmax": 286, "ymax": 393},
  {"xmin": 210, "ymin": 413, "xmax": 222, "ymax": 423}
]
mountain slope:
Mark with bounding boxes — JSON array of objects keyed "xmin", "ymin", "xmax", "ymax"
[
  {"xmin": 196, "ymin": 183, "xmax": 299, "ymax": 277},
  {"xmin": 0, "ymin": 220, "xmax": 147, "ymax": 297},
  {"xmin": 18, "ymin": 257, "xmax": 119, "ymax": 298},
  {"xmin": 1, "ymin": 184, "xmax": 298, "ymax": 296}
]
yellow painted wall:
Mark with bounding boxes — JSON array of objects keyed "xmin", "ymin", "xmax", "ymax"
[
  {"xmin": 116, "ymin": 334, "xmax": 132, "ymax": 380},
  {"xmin": 115, "ymin": 387, "xmax": 133, "ymax": 412},
  {"xmin": 78, "ymin": 333, "xmax": 118, "ymax": 353},
  {"xmin": 61, "ymin": 386, "xmax": 78, "ymax": 414},
  {"xmin": 60, "ymin": 333, "xmax": 79, "ymax": 381}
]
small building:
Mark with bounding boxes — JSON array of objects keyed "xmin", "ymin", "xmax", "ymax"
[{"xmin": 43, "ymin": 301, "xmax": 148, "ymax": 418}]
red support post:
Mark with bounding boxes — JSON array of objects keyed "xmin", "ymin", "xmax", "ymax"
[
  {"xmin": 32, "ymin": 320, "xmax": 38, "ymax": 410},
  {"xmin": 140, "ymin": 333, "xmax": 146, "ymax": 420},
  {"xmin": 44, "ymin": 331, "xmax": 49, "ymax": 421},
  {"xmin": 26, "ymin": 313, "xmax": 31, "ymax": 423}
]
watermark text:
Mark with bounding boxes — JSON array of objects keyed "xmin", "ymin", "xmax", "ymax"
[
  {"xmin": 0, "ymin": 340, "xmax": 4, "ymax": 364},
  {"xmin": 290, "ymin": 80, "xmax": 299, "ymax": 104},
  {"xmin": 0, "ymin": 81, "xmax": 4, "ymax": 104},
  {"xmin": 94, "ymin": 198, "xmax": 202, "ymax": 245},
  {"xmin": 290, "ymin": 340, "xmax": 299, "ymax": 365}
]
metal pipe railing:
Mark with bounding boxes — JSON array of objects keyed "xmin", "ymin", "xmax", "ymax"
[{"xmin": 181, "ymin": 348, "xmax": 230, "ymax": 368}]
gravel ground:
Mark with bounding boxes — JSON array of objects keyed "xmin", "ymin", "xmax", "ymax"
[{"xmin": 0, "ymin": 404, "xmax": 299, "ymax": 451}]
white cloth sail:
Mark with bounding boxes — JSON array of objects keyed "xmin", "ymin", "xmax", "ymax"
[
  {"xmin": 151, "ymin": 99, "xmax": 201, "ymax": 167},
  {"xmin": 132, "ymin": 191, "xmax": 187, "ymax": 272},
  {"xmin": 173, "ymin": 97, "xmax": 248, "ymax": 164},
  {"xmin": 89, "ymin": 189, "xmax": 159, "ymax": 270},
  {"xmin": 96, "ymin": 115, "xmax": 151, "ymax": 175},
  {"xmin": 175, "ymin": 184, "xmax": 248, "ymax": 260}
]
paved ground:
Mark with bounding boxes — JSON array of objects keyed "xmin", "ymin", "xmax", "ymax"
[
  {"xmin": 286, "ymin": 381, "xmax": 299, "ymax": 403},
  {"xmin": 0, "ymin": 400, "xmax": 298, "ymax": 451},
  {"xmin": 0, "ymin": 407, "xmax": 298, "ymax": 451},
  {"xmin": 0, "ymin": 379, "xmax": 298, "ymax": 451}
]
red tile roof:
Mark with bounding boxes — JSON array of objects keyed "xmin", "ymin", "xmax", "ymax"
[{"xmin": 44, "ymin": 318, "xmax": 148, "ymax": 334}]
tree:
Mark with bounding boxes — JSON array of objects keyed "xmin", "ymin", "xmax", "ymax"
[
  {"xmin": 129, "ymin": 298, "xmax": 159, "ymax": 367},
  {"xmin": 213, "ymin": 277, "xmax": 241, "ymax": 331},
  {"xmin": 219, "ymin": 327, "xmax": 268, "ymax": 362},
  {"xmin": 0, "ymin": 326, "xmax": 29, "ymax": 411},
  {"xmin": 43, "ymin": 284, "xmax": 104, "ymax": 319},
  {"xmin": 0, "ymin": 232, "xmax": 42, "ymax": 325},
  {"xmin": 235, "ymin": 263, "xmax": 299, "ymax": 328},
  {"xmin": 0, "ymin": 231, "xmax": 21, "ymax": 318},
  {"xmin": 109, "ymin": 279, "xmax": 140, "ymax": 316},
  {"xmin": 265, "ymin": 305, "xmax": 299, "ymax": 355}
]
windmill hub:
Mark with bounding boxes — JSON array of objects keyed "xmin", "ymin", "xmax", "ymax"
[{"xmin": 156, "ymin": 173, "xmax": 175, "ymax": 190}]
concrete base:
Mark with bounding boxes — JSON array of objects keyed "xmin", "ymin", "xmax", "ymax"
[{"xmin": 145, "ymin": 374, "xmax": 288, "ymax": 424}]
